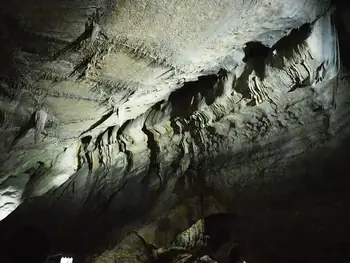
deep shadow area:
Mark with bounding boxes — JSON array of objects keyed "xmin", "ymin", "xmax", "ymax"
[
  {"xmin": 169, "ymin": 74, "xmax": 218, "ymax": 118},
  {"xmin": 210, "ymin": 137, "xmax": 350, "ymax": 263},
  {"xmin": 3, "ymin": 225, "xmax": 51, "ymax": 263},
  {"xmin": 1, "ymin": 136, "xmax": 349, "ymax": 263},
  {"xmin": 334, "ymin": 4, "xmax": 350, "ymax": 68},
  {"xmin": 243, "ymin": 41, "xmax": 270, "ymax": 80},
  {"xmin": 271, "ymin": 23, "xmax": 312, "ymax": 52}
]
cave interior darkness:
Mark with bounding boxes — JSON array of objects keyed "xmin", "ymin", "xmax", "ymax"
[{"xmin": 0, "ymin": 0, "xmax": 350, "ymax": 263}]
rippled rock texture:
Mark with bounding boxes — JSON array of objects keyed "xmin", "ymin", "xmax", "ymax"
[{"xmin": 0, "ymin": 0, "xmax": 349, "ymax": 262}]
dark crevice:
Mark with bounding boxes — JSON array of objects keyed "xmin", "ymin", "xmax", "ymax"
[
  {"xmin": 271, "ymin": 23, "xmax": 312, "ymax": 56},
  {"xmin": 141, "ymin": 124, "xmax": 162, "ymax": 194},
  {"xmin": 168, "ymin": 70, "xmax": 227, "ymax": 136},
  {"xmin": 334, "ymin": 5, "xmax": 350, "ymax": 68},
  {"xmin": 116, "ymin": 120, "xmax": 130, "ymax": 152},
  {"xmin": 214, "ymin": 68, "xmax": 229, "ymax": 98},
  {"xmin": 235, "ymin": 23, "xmax": 313, "ymax": 100},
  {"xmin": 81, "ymin": 135, "xmax": 93, "ymax": 170},
  {"xmin": 168, "ymin": 68, "xmax": 230, "ymax": 136},
  {"xmin": 95, "ymin": 128, "xmax": 108, "ymax": 148},
  {"xmin": 116, "ymin": 120, "xmax": 134, "ymax": 173},
  {"xmin": 169, "ymin": 74, "xmax": 218, "ymax": 119},
  {"xmin": 243, "ymin": 41, "xmax": 270, "ymax": 80},
  {"xmin": 79, "ymin": 110, "xmax": 114, "ymax": 136},
  {"xmin": 81, "ymin": 135, "xmax": 92, "ymax": 146},
  {"xmin": 95, "ymin": 130, "xmax": 109, "ymax": 166},
  {"xmin": 234, "ymin": 64, "xmax": 254, "ymax": 99},
  {"xmin": 123, "ymin": 150, "xmax": 133, "ymax": 174},
  {"xmin": 188, "ymin": 123, "xmax": 206, "ymax": 163}
]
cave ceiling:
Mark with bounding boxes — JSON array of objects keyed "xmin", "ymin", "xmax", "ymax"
[{"xmin": 0, "ymin": 0, "xmax": 350, "ymax": 262}]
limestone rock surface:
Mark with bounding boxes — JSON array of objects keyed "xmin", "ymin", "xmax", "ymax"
[{"xmin": 0, "ymin": 0, "xmax": 349, "ymax": 262}]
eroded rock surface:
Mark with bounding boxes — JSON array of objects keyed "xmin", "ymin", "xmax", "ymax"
[{"xmin": 0, "ymin": 0, "xmax": 349, "ymax": 262}]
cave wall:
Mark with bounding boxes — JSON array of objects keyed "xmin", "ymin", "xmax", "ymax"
[{"xmin": 0, "ymin": 0, "xmax": 350, "ymax": 262}]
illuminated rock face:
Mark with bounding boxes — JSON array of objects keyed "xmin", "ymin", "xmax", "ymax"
[{"xmin": 0, "ymin": 0, "xmax": 350, "ymax": 262}]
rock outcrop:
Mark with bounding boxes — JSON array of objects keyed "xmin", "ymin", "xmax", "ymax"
[{"xmin": 0, "ymin": 0, "xmax": 349, "ymax": 262}]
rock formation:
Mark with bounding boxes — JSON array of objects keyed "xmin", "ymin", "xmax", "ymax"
[{"xmin": 0, "ymin": 0, "xmax": 349, "ymax": 262}]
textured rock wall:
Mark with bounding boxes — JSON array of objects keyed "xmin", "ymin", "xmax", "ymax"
[{"xmin": 1, "ymin": 0, "xmax": 350, "ymax": 262}]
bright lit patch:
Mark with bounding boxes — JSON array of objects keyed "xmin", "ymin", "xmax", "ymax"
[
  {"xmin": 119, "ymin": 104, "xmax": 125, "ymax": 125},
  {"xmin": 60, "ymin": 257, "xmax": 73, "ymax": 263}
]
